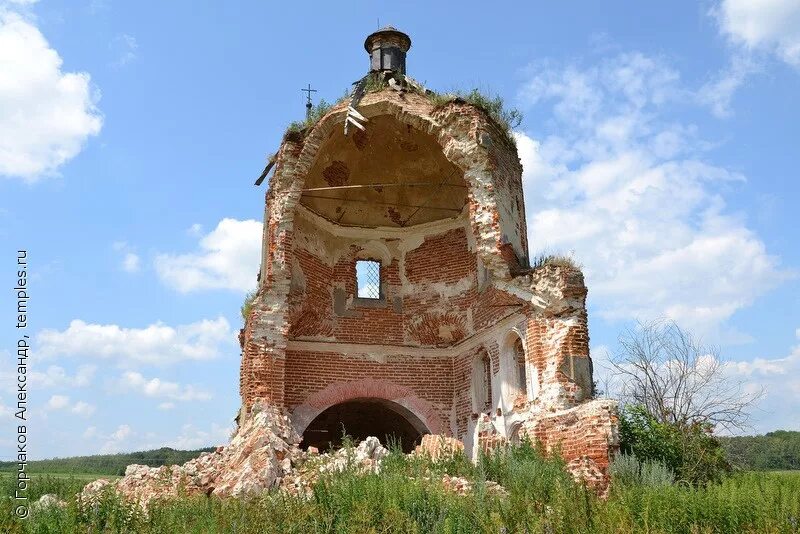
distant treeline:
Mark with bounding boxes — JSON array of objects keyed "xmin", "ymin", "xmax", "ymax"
[
  {"xmin": 0, "ymin": 447, "xmax": 215, "ymax": 476},
  {"xmin": 721, "ymin": 430, "xmax": 800, "ymax": 471}
]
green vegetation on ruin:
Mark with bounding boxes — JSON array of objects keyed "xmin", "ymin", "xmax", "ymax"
[
  {"xmin": 241, "ymin": 289, "xmax": 258, "ymax": 323},
  {"xmin": 281, "ymin": 72, "xmax": 522, "ymax": 147},
  {"xmin": 530, "ymin": 252, "xmax": 581, "ymax": 271}
]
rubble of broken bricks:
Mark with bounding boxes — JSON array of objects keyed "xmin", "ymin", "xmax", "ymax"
[{"xmin": 75, "ymin": 401, "xmax": 600, "ymax": 513}]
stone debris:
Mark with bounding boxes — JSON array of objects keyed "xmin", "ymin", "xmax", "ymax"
[
  {"xmin": 79, "ymin": 400, "xmax": 301, "ymax": 510},
  {"xmin": 80, "ymin": 427, "xmax": 511, "ymax": 511},
  {"xmin": 413, "ymin": 434, "xmax": 465, "ymax": 461},
  {"xmin": 440, "ymin": 475, "xmax": 508, "ymax": 498},
  {"xmin": 281, "ymin": 435, "xmax": 389, "ymax": 498},
  {"xmin": 31, "ymin": 493, "xmax": 67, "ymax": 512}
]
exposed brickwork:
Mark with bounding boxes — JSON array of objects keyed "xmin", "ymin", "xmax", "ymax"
[
  {"xmin": 520, "ymin": 400, "xmax": 619, "ymax": 495},
  {"xmin": 239, "ymin": 84, "xmax": 618, "ymax": 492}
]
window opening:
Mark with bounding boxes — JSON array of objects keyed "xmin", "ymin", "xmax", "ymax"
[{"xmin": 356, "ymin": 260, "xmax": 381, "ymax": 299}]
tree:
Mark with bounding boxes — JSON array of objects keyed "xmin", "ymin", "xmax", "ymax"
[
  {"xmin": 619, "ymin": 404, "xmax": 730, "ymax": 485},
  {"xmin": 609, "ymin": 319, "xmax": 762, "ymax": 433}
]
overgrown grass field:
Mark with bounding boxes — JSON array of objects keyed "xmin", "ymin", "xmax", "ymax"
[{"xmin": 3, "ymin": 443, "xmax": 798, "ymax": 533}]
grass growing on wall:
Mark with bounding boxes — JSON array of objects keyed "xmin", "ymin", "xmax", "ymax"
[{"xmin": 5, "ymin": 440, "xmax": 800, "ymax": 533}]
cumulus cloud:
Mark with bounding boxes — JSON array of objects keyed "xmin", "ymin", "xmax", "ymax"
[
  {"xmin": 112, "ymin": 241, "xmax": 141, "ymax": 273},
  {"xmin": 36, "ymin": 316, "xmax": 234, "ymax": 365},
  {"xmin": 99, "ymin": 424, "xmax": 132, "ymax": 453},
  {"xmin": 46, "ymin": 394, "xmax": 69, "ymax": 410},
  {"xmin": 30, "ymin": 364, "xmax": 96, "ymax": 388},
  {"xmin": 155, "ymin": 218, "xmax": 262, "ymax": 293},
  {"xmin": 0, "ymin": 9, "xmax": 102, "ymax": 180},
  {"xmin": 715, "ymin": 0, "xmax": 800, "ymax": 68},
  {"xmin": 517, "ymin": 53, "xmax": 788, "ymax": 335},
  {"xmin": 71, "ymin": 400, "xmax": 96, "ymax": 417},
  {"xmin": 45, "ymin": 394, "xmax": 96, "ymax": 417},
  {"xmin": 116, "ymin": 371, "xmax": 212, "ymax": 402},
  {"xmin": 724, "ymin": 328, "xmax": 800, "ymax": 432}
]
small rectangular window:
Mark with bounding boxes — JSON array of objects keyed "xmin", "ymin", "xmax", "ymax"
[{"xmin": 356, "ymin": 260, "xmax": 381, "ymax": 299}]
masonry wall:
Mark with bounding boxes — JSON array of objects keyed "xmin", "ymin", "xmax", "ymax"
[
  {"xmin": 288, "ymin": 212, "xmax": 490, "ymax": 347},
  {"xmin": 284, "ymin": 350, "xmax": 453, "ymax": 435},
  {"xmin": 239, "ymin": 87, "xmax": 618, "ymax": 492}
]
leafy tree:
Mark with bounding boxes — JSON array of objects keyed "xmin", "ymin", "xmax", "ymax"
[{"xmin": 619, "ymin": 404, "xmax": 730, "ymax": 485}]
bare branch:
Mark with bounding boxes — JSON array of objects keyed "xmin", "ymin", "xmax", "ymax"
[{"xmin": 606, "ymin": 319, "xmax": 763, "ymax": 432}]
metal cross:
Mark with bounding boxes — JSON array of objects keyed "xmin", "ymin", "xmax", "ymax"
[{"xmin": 301, "ymin": 83, "xmax": 317, "ymax": 119}]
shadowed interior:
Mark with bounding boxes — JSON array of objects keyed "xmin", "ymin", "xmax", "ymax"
[
  {"xmin": 300, "ymin": 398, "xmax": 428, "ymax": 453},
  {"xmin": 300, "ymin": 115, "xmax": 467, "ymax": 227}
]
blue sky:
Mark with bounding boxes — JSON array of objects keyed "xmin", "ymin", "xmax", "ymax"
[{"xmin": 1, "ymin": 0, "xmax": 798, "ymax": 459}]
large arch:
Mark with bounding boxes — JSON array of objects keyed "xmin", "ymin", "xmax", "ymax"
[
  {"xmin": 291, "ymin": 377, "xmax": 445, "ymax": 440},
  {"xmin": 300, "ymin": 398, "xmax": 427, "ymax": 452}
]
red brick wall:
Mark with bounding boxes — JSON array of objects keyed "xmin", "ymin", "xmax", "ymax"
[
  {"xmin": 284, "ymin": 349, "xmax": 453, "ymax": 433},
  {"xmin": 522, "ymin": 400, "xmax": 619, "ymax": 493}
]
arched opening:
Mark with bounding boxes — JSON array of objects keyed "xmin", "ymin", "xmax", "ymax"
[
  {"xmin": 300, "ymin": 398, "xmax": 428, "ymax": 453},
  {"xmin": 299, "ymin": 115, "xmax": 468, "ymax": 228}
]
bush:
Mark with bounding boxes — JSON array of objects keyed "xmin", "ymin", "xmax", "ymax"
[
  {"xmin": 619, "ymin": 404, "xmax": 730, "ymax": 485},
  {"xmin": 611, "ymin": 453, "xmax": 674, "ymax": 488}
]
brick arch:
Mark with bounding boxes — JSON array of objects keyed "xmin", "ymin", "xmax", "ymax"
[
  {"xmin": 291, "ymin": 377, "xmax": 446, "ymax": 436},
  {"xmin": 241, "ymin": 91, "xmax": 521, "ymax": 410},
  {"xmin": 282, "ymin": 92, "xmax": 511, "ymax": 280}
]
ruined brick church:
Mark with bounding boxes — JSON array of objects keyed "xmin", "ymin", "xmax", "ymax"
[{"xmin": 240, "ymin": 28, "xmax": 618, "ymax": 484}]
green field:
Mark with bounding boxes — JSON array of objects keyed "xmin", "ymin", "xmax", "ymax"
[{"xmin": 2, "ymin": 444, "xmax": 798, "ymax": 534}]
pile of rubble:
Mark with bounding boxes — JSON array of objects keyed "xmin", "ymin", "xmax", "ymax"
[
  {"xmin": 79, "ymin": 403, "xmax": 509, "ymax": 511},
  {"xmin": 80, "ymin": 400, "xmax": 301, "ymax": 510}
]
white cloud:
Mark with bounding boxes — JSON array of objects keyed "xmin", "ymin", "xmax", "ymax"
[
  {"xmin": 117, "ymin": 371, "xmax": 212, "ymax": 402},
  {"xmin": 45, "ymin": 394, "xmax": 96, "ymax": 417},
  {"xmin": 697, "ymin": 53, "xmax": 758, "ymax": 118},
  {"xmin": 99, "ymin": 424, "xmax": 132, "ymax": 453},
  {"xmin": 36, "ymin": 316, "xmax": 234, "ymax": 365},
  {"xmin": 155, "ymin": 218, "xmax": 262, "ymax": 293},
  {"xmin": 71, "ymin": 400, "xmax": 96, "ymax": 417},
  {"xmin": 110, "ymin": 33, "xmax": 137, "ymax": 68},
  {"xmin": 517, "ymin": 53, "xmax": 788, "ymax": 335},
  {"xmin": 0, "ymin": 398, "xmax": 12, "ymax": 419},
  {"xmin": 46, "ymin": 394, "xmax": 70, "ymax": 410},
  {"xmin": 30, "ymin": 364, "xmax": 96, "ymax": 388},
  {"xmin": 158, "ymin": 402, "xmax": 175, "ymax": 411},
  {"xmin": 122, "ymin": 252, "xmax": 141, "ymax": 273},
  {"xmin": 112, "ymin": 241, "xmax": 141, "ymax": 273},
  {"xmin": 725, "ymin": 328, "xmax": 800, "ymax": 432},
  {"xmin": 0, "ymin": 9, "xmax": 102, "ymax": 180},
  {"xmin": 715, "ymin": 0, "xmax": 800, "ymax": 67},
  {"xmin": 166, "ymin": 422, "xmax": 231, "ymax": 450}
]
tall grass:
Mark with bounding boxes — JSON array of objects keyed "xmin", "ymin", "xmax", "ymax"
[{"xmin": 4, "ymin": 442, "xmax": 799, "ymax": 533}]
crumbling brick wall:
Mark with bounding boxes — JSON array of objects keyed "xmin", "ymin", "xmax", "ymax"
[{"xmin": 240, "ymin": 88, "xmax": 618, "ymax": 490}]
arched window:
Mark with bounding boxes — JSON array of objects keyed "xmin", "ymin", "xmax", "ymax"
[{"xmin": 514, "ymin": 337, "xmax": 527, "ymax": 396}]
